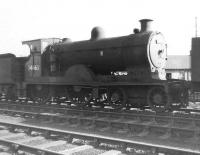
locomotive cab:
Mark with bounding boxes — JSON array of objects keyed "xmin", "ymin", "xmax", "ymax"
[
  {"xmin": 25, "ymin": 52, "xmax": 42, "ymax": 78},
  {"xmin": 23, "ymin": 38, "xmax": 61, "ymax": 79}
]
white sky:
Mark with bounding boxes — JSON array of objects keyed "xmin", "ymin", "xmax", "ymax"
[{"xmin": 0, "ymin": 0, "xmax": 199, "ymax": 56}]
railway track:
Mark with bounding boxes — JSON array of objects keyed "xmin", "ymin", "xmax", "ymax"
[
  {"xmin": 0, "ymin": 115, "xmax": 198, "ymax": 155},
  {"xmin": 0, "ymin": 102, "xmax": 199, "ymax": 154},
  {"xmin": 1, "ymin": 99, "xmax": 200, "ymax": 114},
  {"xmin": 0, "ymin": 117, "xmax": 123, "ymax": 155}
]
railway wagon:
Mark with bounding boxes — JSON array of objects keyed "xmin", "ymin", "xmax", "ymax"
[
  {"xmin": 24, "ymin": 19, "xmax": 188, "ymax": 112},
  {"xmin": 0, "ymin": 54, "xmax": 26, "ymax": 98}
]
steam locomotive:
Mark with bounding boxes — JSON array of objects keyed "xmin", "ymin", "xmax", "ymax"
[{"xmin": 0, "ymin": 19, "xmax": 188, "ymax": 112}]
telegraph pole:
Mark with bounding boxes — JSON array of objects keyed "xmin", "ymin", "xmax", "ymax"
[{"xmin": 195, "ymin": 17, "xmax": 198, "ymax": 37}]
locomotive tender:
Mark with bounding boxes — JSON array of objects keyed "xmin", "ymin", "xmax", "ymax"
[{"xmin": 0, "ymin": 19, "xmax": 188, "ymax": 111}]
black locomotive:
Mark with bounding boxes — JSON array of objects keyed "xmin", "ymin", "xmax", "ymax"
[{"xmin": 0, "ymin": 19, "xmax": 188, "ymax": 112}]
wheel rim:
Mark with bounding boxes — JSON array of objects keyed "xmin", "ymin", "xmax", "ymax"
[
  {"xmin": 30, "ymin": 86, "xmax": 50, "ymax": 104},
  {"xmin": 108, "ymin": 88, "xmax": 127, "ymax": 109},
  {"xmin": 147, "ymin": 87, "xmax": 169, "ymax": 112},
  {"xmin": 67, "ymin": 88, "xmax": 92, "ymax": 108}
]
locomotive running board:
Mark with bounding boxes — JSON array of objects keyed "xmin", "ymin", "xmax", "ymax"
[{"xmin": 25, "ymin": 77, "xmax": 167, "ymax": 86}]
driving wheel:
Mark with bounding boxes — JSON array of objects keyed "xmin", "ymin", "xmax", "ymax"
[
  {"xmin": 108, "ymin": 88, "xmax": 127, "ymax": 109},
  {"xmin": 147, "ymin": 87, "xmax": 170, "ymax": 112}
]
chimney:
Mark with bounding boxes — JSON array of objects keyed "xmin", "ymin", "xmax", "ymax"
[{"xmin": 139, "ymin": 19, "xmax": 153, "ymax": 32}]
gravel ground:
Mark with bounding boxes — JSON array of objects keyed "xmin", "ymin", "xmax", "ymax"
[
  {"xmin": 0, "ymin": 130, "xmax": 10, "ymax": 136},
  {"xmin": 0, "ymin": 114, "xmax": 25, "ymax": 123},
  {"xmin": 46, "ymin": 143, "xmax": 77, "ymax": 152},
  {"xmin": 188, "ymin": 102, "xmax": 200, "ymax": 109},
  {"xmin": 71, "ymin": 148, "xmax": 106, "ymax": 155},
  {"xmin": 22, "ymin": 138, "xmax": 49, "ymax": 146},
  {"xmin": 5, "ymin": 135, "xmax": 28, "ymax": 141}
]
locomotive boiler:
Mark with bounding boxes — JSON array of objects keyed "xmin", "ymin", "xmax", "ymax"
[
  {"xmin": 24, "ymin": 19, "xmax": 188, "ymax": 112},
  {"xmin": 43, "ymin": 19, "xmax": 166, "ymax": 80}
]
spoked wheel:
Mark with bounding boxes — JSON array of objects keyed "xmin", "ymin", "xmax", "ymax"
[
  {"xmin": 98, "ymin": 93, "xmax": 108, "ymax": 108},
  {"xmin": 91, "ymin": 93, "xmax": 108, "ymax": 108},
  {"xmin": 66, "ymin": 87, "xmax": 92, "ymax": 108},
  {"xmin": 147, "ymin": 87, "xmax": 170, "ymax": 112},
  {"xmin": 28, "ymin": 85, "xmax": 51, "ymax": 105},
  {"xmin": 108, "ymin": 88, "xmax": 127, "ymax": 110},
  {"xmin": 75, "ymin": 94, "xmax": 93, "ymax": 108}
]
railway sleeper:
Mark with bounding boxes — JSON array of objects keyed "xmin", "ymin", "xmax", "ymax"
[
  {"xmin": 2, "ymin": 105, "xmax": 200, "ymax": 147},
  {"xmin": 79, "ymin": 119, "xmax": 94, "ymax": 129},
  {"xmin": 10, "ymin": 108, "xmax": 200, "ymax": 145},
  {"xmin": 194, "ymin": 119, "xmax": 200, "ymax": 129},
  {"xmin": 85, "ymin": 120, "xmax": 107, "ymax": 132},
  {"xmin": 172, "ymin": 118, "xmax": 196, "ymax": 129},
  {"xmin": 0, "ymin": 131, "xmax": 108, "ymax": 155},
  {"xmin": 126, "ymin": 123, "xmax": 198, "ymax": 143},
  {"xmin": 109, "ymin": 122, "xmax": 129, "ymax": 134},
  {"xmin": 147, "ymin": 126, "xmax": 171, "ymax": 138},
  {"xmin": 4, "ymin": 108, "xmax": 200, "ymax": 132},
  {"xmin": 171, "ymin": 128, "xmax": 198, "ymax": 143},
  {"xmin": 159, "ymin": 128, "xmax": 172, "ymax": 140},
  {"xmin": 132, "ymin": 125, "xmax": 167, "ymax": 138}
]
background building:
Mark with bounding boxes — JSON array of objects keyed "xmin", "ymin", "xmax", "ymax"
[
  {"xmin": 165, "ymin": 37, "xmax": 200, "ymax": 82},
  {"xmin": 165, "ymin": 55, "xmax": 191, "ymax": 80}
]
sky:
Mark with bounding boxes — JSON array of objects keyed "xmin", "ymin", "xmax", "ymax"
[{"xmin": 0, "ymin": 0, "xmax": 199, "ymax": 56}]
